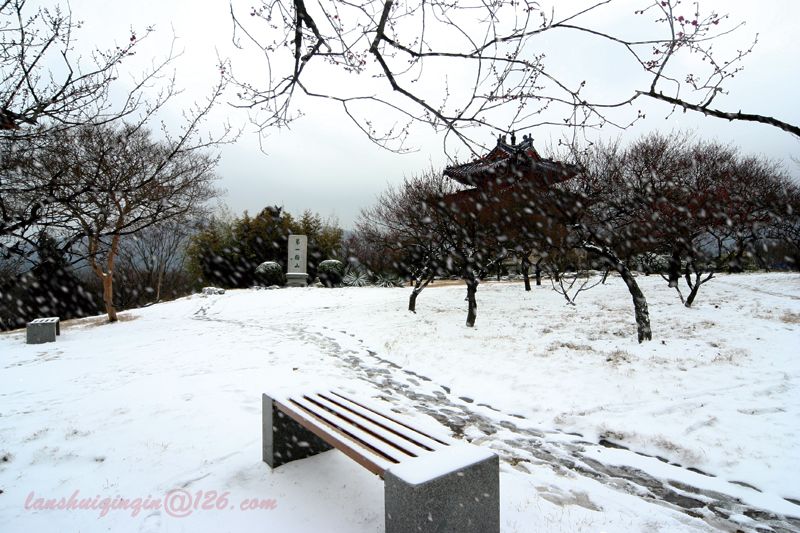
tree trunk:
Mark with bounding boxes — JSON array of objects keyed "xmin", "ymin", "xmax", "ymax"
[
  {"xmin": 87, "ymin": 233, "xmax": 121, "ymax": 323},
  {"xmin": 601, "ymin": 267, "xmax": 610, "ymax": 284},
  {"xmin": 535, "ymin": 259, "xmax": 542, "ymax": 286},
  {"xmin": 663, "ymin": 248, "xmax": 686, "ymax": 303},
  {"xmin": 684, "ymin": 283, "xmax": 701, "ymax": 308},
  {"xmin": 102, "ymin": 274, "xmax": 118, "ymax": 322},
  {"xmin": 617, "ymin": 264, "xmax": 651, "ymax": 343},
  {"xmin": 408, "ymin": 289, "xmax": 419, "ymax": 313},
  {"xmin": 584, "ymin": 243, "xmax": 651, "ymax": 343},
  {"xmin": 521, "ymin": 255, "xmax": 531, "ymax": 291},
  {"xmin": 728, "ymin": 245, "xmax": 746, "ymax": 273},
  {"xmin": 408, "ymin": 272, "xmax": 434, "ymax": 313},
  {"xmin": 465, "ymin": 275, "xmax": 478, "ymax": 327},
  {"xmin": 666, "ymin": 248, "xmax": 682, "ymax": 288},
  {"xmin": 683, "ymin": 263, "xmax": 713, "ymax": 308},
  {"xmin": 155, "ymin": 264, "xmax": 164, "ymax": 302},
  {"xmin": 105, "ymin": 233, "xmax": 121, "ymax": 322},
  {"xmin": 753, "ymin": 244, "xmax": 769, "ymax": 271}
]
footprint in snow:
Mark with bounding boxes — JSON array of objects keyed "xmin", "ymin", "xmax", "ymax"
[{"xmin": 137, "ymin": 510, "xmax": 162, "ymax": 532}]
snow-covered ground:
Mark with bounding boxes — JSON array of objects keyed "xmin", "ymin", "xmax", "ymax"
[{"xmin": 1, "ymin": 272, "xmax": 798, "ymax": 532}]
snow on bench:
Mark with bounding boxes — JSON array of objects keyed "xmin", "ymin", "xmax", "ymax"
[
  {"xmin": 262, "ymin": 389, "xmax": 499, "ymax": 533},
  {"xmin": 26, "ymin": 317, "xmax": 60, "ymax": 344}
]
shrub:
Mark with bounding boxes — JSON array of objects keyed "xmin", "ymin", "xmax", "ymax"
[
  {"xmin": 373, "ymin": 273, "xmax": 403, "ymax": 287},
  {"xmin": 254, "ymin": 261, "xmax": 285, "ymax": 286},
  {"xmin": 317, "ymin": 259, "xmax": 344, "ymax": 287},
  {"xmin": 343, "ymin": 267, "xmax": 370, "ymax": 287}
]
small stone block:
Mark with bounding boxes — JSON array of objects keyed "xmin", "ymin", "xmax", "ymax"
[{"xmin": 26, "ymin": 320, "xmax": 57, "ymax": 344}]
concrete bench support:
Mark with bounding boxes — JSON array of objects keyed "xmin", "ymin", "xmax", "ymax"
[
  {"xmin": 26, "ymin": 317, "xmax": 60, "ymax": 344},
  {"xmin": 262, "ymin": 394, "xmax": 332, "ymax": 468},
  {"xmin": 384, "ymin": 452, "xmax": 499, "ymax": 533}
]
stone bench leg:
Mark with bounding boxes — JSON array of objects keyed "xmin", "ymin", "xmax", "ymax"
[
  {"xmin": 262, "ymin": 394, "xmax": 332, "ymax": 468},
  {"xmin": 26, "ymin": 322, "xmax": 57, "ymax": 344},
  {"xmin": 384, "ymin": 454, "xmax": 499, "ymax": 533}
]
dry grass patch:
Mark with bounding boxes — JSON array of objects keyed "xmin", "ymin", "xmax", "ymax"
[
  {"xmin": 63, "ymin": 313, "xmax": 138, "ymax": 330},
  {"xmin": 779, "ymin": 311, "xmax": 800, "ymax": 324},
  {"xmin": 605, "ymin": 349, "xmax": 632, "ymax": 365},
  {"xmin": 549, "ymin": 341, "xmax": 594, "ymax": 352}
]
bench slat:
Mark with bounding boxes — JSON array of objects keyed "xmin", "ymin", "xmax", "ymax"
[
  {"xmin": 289, "ymin": 396, "xmax": 411, "ymax": 464},
  {"xmin": 30, "ymin": 318, "xmax": 56, "ymax": 324},
  {"xmin": 275, "ymin": 398, "xmax": 394, "ymax": 476},
  {"xmin": 329, "ymin": 392, "xmax": 450, "ymax": 448},
  {"xmin": 305, "ymin": 393, "xmax": 429, "ymax": 458},
  {"xmin": 315, "ymin": 392, "xmax": 448, "ymax": 453}
]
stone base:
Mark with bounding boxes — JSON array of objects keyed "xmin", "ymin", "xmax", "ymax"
[
  {"xmin": 384, "ymin": 453, "xmax": 500, "ymax": 533},
  {"xmin": 285, "ymin": 273, "xmax": 308, "ymax": 287}
]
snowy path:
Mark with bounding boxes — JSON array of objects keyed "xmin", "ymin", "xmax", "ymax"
[{"xmin": 196, "ymin": 305, "xmax": 800, "ymax": 533}]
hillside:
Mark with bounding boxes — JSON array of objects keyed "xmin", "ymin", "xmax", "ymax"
[{"xmin": 1, "ymin": 273, "xmax": 798, "ymax": 532}]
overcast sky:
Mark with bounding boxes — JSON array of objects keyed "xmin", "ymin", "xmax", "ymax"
[{"xmin": 64, "ymin": 0, "xmax": 800, "ymax": 229}]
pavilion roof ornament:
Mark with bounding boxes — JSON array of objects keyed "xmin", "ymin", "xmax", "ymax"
[{"xmin": 443, "ymin": 133, "xmax": 579, "ymax": 189}]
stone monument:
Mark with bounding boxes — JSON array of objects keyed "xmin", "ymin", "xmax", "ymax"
[{"xmin": 286, "ymin": 234, "xmax": 308, "ymax": 287}]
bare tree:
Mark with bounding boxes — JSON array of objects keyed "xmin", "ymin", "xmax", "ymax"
[
  {"xmin": 116, "ymin": 216, "xmax": 198, "ymax": 305},
  {"xmin": 355, "ymin": 169, "xmax": 458, "ymax": 312},
  {"xmin": 0, "ymin": 0, "xmax": 161, "ymax": 131},
  {"xmin": 356, "ymin": 165, "xmax": 511, "ymax": 325},
  {"xmin": 229, "ymin": 0, "xmax": 798, "ymax": 156},
  {"xmin": 503, "ymin": 140, "xmax": 657, "ymax": 342},
  {"xmin": 0, "ymin": 0, "xmax": 230, "ymax": 261},
  {"xmin": 551, "ymin": 270, "xmax": 604, "ymax": 306},
  {"xmin": 566, "ymin": 133, "xmax": 795, "ymax": 314},
  {"xmin": 40, "ymin": 124, "xmax": 219, "ymax": 322},
  {"xmin": 430, "ymin": 182, "xmax": 516, "ymax": 327},
  {"xmin": 768, "ymin": 185, "xmax": 800, "ymax": 269},
  {"xmin": 707, "ymin": 155, "xmax": 792, "ymax": 273},
  {"xmin": 615, "ymin": 132, "xmax": 720, "ymax": 306}
]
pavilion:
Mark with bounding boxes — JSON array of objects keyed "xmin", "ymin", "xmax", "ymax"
[{"xmin": 443, "ymin": 133, "xmax": 581, "ymax": 192}]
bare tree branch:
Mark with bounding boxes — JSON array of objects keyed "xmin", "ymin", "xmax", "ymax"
[{"xmin": 227, "ymin": 0, "xmax": 798, "ymax": 156}]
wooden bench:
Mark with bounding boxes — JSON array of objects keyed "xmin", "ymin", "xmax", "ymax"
[
  {"xmin": 262, "ymin": 390, "xmax": 499, "ymax": 533},
  {"xmin": 26, "ymin": 317, "xmax": 60, "ymax": 344}
]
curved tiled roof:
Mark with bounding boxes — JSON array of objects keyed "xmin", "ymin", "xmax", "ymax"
[{"xmin": 443, "ymin": 134, "xmax": 579, "ymax": 188}]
